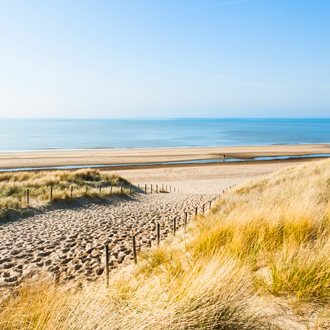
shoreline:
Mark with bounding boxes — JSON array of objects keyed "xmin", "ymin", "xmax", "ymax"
[
  {"xmin": 1, "ymin": 141, "xmax": 329, "ymax": 154},
  {"xmin": 0, "ymin": 144, "xmax": 329, "ymax": 171},
  {"xmin": 0, "ymin": 156, "xmax": 328, "ymax": 173}
]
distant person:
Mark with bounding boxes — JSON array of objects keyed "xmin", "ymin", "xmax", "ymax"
[{"xmin": 223, "ymin": 154, "xmax": 226, "ymax": 163}]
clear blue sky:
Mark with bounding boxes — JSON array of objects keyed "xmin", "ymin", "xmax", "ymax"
[{"xmin": 0, "ymin": 0, "xmax": 329, "ymax": 118}]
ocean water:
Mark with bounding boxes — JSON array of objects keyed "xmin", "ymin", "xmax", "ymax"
[{"xmin": 0, "ymin": 118, "xmax": 329, "ymax": 152}]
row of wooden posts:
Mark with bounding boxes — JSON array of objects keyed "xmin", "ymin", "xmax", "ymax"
[
  {"xmin": 103, "ymin": 184, "xmax": 236, "ymax": 288},
  {"xmin": 25, "ymin": 182, "xmax": 179, "ymax": 207},
  {"xmin": 52, "ymin": 184, "xmax": 236, "ymax": 286}
]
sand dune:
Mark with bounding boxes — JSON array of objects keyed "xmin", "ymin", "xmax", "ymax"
[{"xmin": 0, "ymin": 159, "xmax": 312, "ymax": 292}]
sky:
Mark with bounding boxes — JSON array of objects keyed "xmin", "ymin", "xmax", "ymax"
[{"xmin": 0, "ymin": 0, "xmax": 329, "ymax": 118}]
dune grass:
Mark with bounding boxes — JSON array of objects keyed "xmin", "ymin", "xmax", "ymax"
[
  {"xmin": 2, "ymin": 159, "xmax": 330, "ymax": 328},
  {"xmin": 0, "ymin": 169, "xmax": 131, "ymax": 217}
]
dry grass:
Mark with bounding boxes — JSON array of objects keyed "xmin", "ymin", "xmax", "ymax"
[
  {"xmin": 2, "ymin": 159, "xmax": 330, "ymax": 328},
  {"xmin": 0, "ymin": 169, "xmax": 131, "ymax": 216}
]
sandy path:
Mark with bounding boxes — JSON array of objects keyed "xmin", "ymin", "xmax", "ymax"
[
  {"xmin": 0, "ymin": 192, "xmax": 219, "ymax": 289},
  {"xmin": 0, "ymin": 160, "xmax": 308, "ymax": 290}
]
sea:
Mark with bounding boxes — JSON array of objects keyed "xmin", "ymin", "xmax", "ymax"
[{"xmin": 0, "ymin": 118, "xmax": 329, "ymax": 152}]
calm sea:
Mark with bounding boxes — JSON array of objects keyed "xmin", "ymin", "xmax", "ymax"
[{"xmin": 0, "ymin": 119, "xmax": 329, "ymax": 152}]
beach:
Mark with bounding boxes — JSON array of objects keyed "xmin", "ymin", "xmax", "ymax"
[
  {"xmin": 0, "ymin": 144, "xmax": 329, "ymax": 170},
  {"xmin": 0, "ymin": 158, "xmax": 312, "ymax": 290}
]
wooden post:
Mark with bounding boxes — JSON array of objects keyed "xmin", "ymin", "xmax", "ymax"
[
  {"xmin": 173, "ymin": 218, "xmax": 176, "ymax": 235},
  {"xmin": 184, "ymin": 212, "xmax": 187, "ymax": 231},
  {"xmin": 99, "ymin": 184, "xmax": 102, "ymax": 194},
  {"xmin": 145, "ymin": 184, "xmax": 147, "ymax": 194},
  {"xmin": 129, "ymin": 184, "xmax": 132, "ymax": 195},
  {"xmin": 202, "ymin": 204, "xmax": 205, "ymax": 214},
  {"xmin": 121, "ymin": 183, "xmax": 123, "ymax": 194},
  {"xmin": 50, "ymin": 187, "xmax": 52, "ymax": 201},
  {"xmin": 156, "ymin": 184, "xmax": 158, "ymax": 193},
  {"xmin": 162, "ymin": 184, "xmax": 164, "ymax": 190},
  {"xmin": 170, "ymin": 186, "xmax": 171, "ymax": 192},
  {"xmin": 53, "ymin": 272, "xmax": 60, "ymax": 287},
  {"xmin": 105, "ymin": 245, "xmax": 109, "ymax": 288},
  {"xmin": 174, "ymin": 187, "xmax": 176, "ymax": 192},
  {"xmin": 195, "ymin": 207, "xmax": 198, "ymax": 216},
  {"xmin": 137, "ymin": 184, "xmax": 139, "ymax": 193},
  {"xmin": 157, "ymin": 223, "xmax": 160, "ymax": 246},
  {"xmin": 209, "ymin": 201, "xmax": 212, "ymax": 209},
  {"xmin": 132, "ymin": 235, "xmax": 137, "ymax": 264},
  {"xmin": 110, "ymin": 184, "xmax": 113, "ymax": 194},
  {"xmin": 71, "ymin": 186, "xmax": 73, "ymax": 197},
  {"xmin": 26, "ymin": 189, "xmax": 29, "ymax": 207},
  {"xmin": 86, "ymin": 186, "xmax": 88, "ymax": 195},
  {"xmin": 166, "ymin": 185, "xmax": 167, "ymax": 192},
  {"xmin": 151, "ymin": 184, "xmax": 152, "ymax": 195}
]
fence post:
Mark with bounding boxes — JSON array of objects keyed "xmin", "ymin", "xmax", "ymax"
[
  {"xmin": 170, "ymin": 186, "xmax": 171, "ymax": 192},
  {"xmin": 110, "ymin": 184, "xmax": 113, "ymax": 195},
  {"xmin": 26, "ymin": 189, "xmax": 29, "ymax": 207},
  {"xmin": 173, "ymin": 218, "xmax": 176, "ymax": 235},
  {"xmin": 166, "ymin": 185, "xmax": 167, "ymax": 192},
  {"xmin": 137, "ymin": 184, "xmax": 139, "ymax": 193},
  {"xmin": 50, "ymin": 186, "xmax": 52, "ymax": 201},
  {"xmin": 71, "ymin": 186, "xmax": 73, "ymax": 197},
  {"xmin": 157, "ymin": 223, "xmax": 160, "ymax": 246},
  {"xmin": 184, "ymin": 212, "xmax": 187, "ymax": 231},
  {"xmin": 53, "ymin": 272, "xmax": 60, "ymax": 287},
  {"xmin": 145, "ymin": 184, "xmax": 147, "ymax": 194},
  {"xmin": 99, "ymin": 184, "xmax": 102, "ymax": 194},
  {"xmin": 121, "ymin": 183, "xmax": 123, "ymax": 194},
  {"xmin": 105, "ymin": 245, "xmax": 109, "ymax": 288},
  {"xmin": 174, "ymin": 187, "xmax": 176, "ymax": 192},
  {"xmin": 86, "ymin": 186, "xmax": 88, "ymax": 195},
  {"xmin": 132, "ymin": 235, "xmax": 137, "ymax": 264},
  {"xmin": 156, "ymin": 184, "xmax": 158, "ymax": 193},
  {"xmin": 202, "ymin": 204, "xmax": 205, "ymax": 214},
  {"xmin": 129, "ymin": 184, "xmax": 132, "ymax": 195},
  {"xmin": 151, "ymin": 184, "xmax": 152, "ymax": 195},
  {"xmin": 195, "ymin": 207, "xmax": 198, "ymax": 216},
  {"xmin": 209, "ymin": 201, "xmax": 212, "ymax": 209}
]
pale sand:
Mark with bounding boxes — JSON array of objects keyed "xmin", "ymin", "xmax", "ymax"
[
  {"xmin": 109, "ymin": 161, "xmax": 303, "ymax": 194},
  {"xmin": 0, "ymin": 144, "xmax": 329, "ymax": 169},
  {"xmin": 0, "ymin": 159, "xmax": 315, "ymax": 290}
]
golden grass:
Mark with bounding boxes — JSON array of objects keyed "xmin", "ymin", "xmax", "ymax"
[
  {"xmin": 2, "ymin": 159, "xmax": 330, "ymax": 328},
  {"xmin": 0, "ymin": 169, "xmax": 131, "ymax": 217}
]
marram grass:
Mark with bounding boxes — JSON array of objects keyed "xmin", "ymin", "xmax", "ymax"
[
  {"xmin": 2, "ymin": 159, "xmax": 330, "ymax": 328},
  {"xmin": 0, "ymin": 169, "xmax": 130, "ymax": 218}
]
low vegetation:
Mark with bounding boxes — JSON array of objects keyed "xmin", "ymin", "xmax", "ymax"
[
  {"xmin": 2, "ymin": 159, "xmax": 330, "ymax": 328},
  {"xmin": 0, "ymin": 169, "xmax": 130, "ymax": 217}
]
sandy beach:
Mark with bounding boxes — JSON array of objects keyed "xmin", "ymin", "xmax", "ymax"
[
  {"xmin": 0, "ymin": 144, "xmax": 329, "ymax": 170},
  {"xmin": 0, "ymin": 159, "xmax": 311, "ymax": 290}
]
